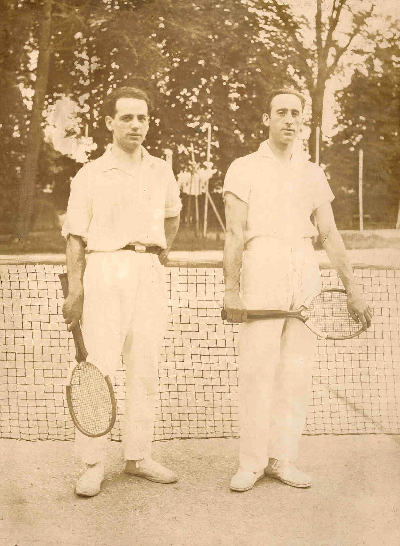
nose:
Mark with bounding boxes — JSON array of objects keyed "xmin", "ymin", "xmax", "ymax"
[{"xmin": 130, "ymin": 117, "xmax": 140, "ymax": 129}]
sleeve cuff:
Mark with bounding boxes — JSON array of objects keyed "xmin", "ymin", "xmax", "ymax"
[
  {"xmin": 223, "ymin": 188, "xmax": 249, "ymax": 204},
  {"xmin": 165, "ymin": 203, "xmax": 182, "ymax": 219},
  {"xmin": 313, "ymin": 193, "xmax": 335, "ymax": 212},
  {"xmin": 61, "ymin": 224, "xmax": 88, "ymax": 243}
]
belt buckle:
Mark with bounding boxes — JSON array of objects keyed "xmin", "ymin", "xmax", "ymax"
[{"xmin": 134, "ymin": 244, "xmax": 147, "ymax": 253}]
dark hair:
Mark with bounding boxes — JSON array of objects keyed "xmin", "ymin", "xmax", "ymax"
[
  {"xmin": 265, "ymin": 88, "xmax": 305, "ymax": 114},
  {"xmin": 104, "ymin": 87, "xmax": 151, "ymax": 118}
]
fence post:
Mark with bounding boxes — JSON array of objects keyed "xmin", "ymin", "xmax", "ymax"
[{"xmin": 203, "ymin": 123, "xmax": 212, "ymax": 238}]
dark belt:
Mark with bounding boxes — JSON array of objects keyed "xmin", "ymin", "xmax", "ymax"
[{"xmin": 121, "ymin": 244, "xmax": 162, "ymax": 255}]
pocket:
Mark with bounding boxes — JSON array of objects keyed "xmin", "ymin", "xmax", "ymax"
[
  {"xmin": 93, "ymin": 198, "xmax": 120, "ymax": 228},
  {"xmin": 296, "ymin": 243, "xmax": 322, "ymax": 306},
  {"xmin": 242, "ymin": 247, "xmax": 291, "ymax": 309},
  {"xmin": 150, "ymin": 254, "xmax": 166, "ymax": 287}
]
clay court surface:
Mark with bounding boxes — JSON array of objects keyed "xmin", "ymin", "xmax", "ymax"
[{"xmin": 1, "ymin": 434, "xmax": 400, "ymax": 546}]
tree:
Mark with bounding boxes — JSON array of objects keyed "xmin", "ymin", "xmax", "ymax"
[
  {"xmin": 324, "ymin": 27, "xmax": 400, "ymax": 228},
  {"xmin": 17, "ymin": 0, "xmax": 53, "ymax": 239},
  {"xmin": 256, "ymin": 0, "xmax": 375, "ymax": 161},
  {"xmin": 144, "ymin": 0, "xmax": 294, "ymax": 177},
  {"xmin": 0, "ymin": 0, "xmax": 34, "ymax": 233},
  {"xmin": 4, "ymin": 0, "xmax": 297, "ymax": 236},
  {"xmin": 45, "ymin": 0, "xmax": 297, "ymax": 186},
  {"xmin": 12, "ymin": 0, "xmax": 163, "ymax": 237}
]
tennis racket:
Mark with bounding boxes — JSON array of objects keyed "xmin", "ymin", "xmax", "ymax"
[
  {"xmin": 59, "ymin": 273, "xmax": 117, "ymax": 437},
  {"xmin": 221, "ymin": 288, "xmax": 365, "ymax": 340}
]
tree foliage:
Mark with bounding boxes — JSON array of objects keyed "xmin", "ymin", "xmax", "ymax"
[
  {"xmin": 47, "ymin": 0, "xmax": 298, "ymax": 174},
  {"xmin": 0, "ymin": 0, "xmax": 35, "ymax": 231},
  {"xmin": 2, "ymin": 0, "xmax": 301, "ymax": 234},
  {"xmin": 324, "ymin": 27, "xmax": 400, "ymax": 228},
  {"xmin": 255, "ymin": 0, "xmax": 375, "ymax": 160},
  {"xmin": 142, "ymin": 0, "xmax": 296, "ymax": 175},
  {"xmin": 0, "ymin": 0, "xmax": 398, "ymax": 234}
]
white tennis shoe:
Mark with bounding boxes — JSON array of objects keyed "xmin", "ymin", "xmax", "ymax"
[
  {"xmin": 230, "ymin": 467, "xmax": 264, "ymax": 492},
  {"xmin": 264, "ymin": 459, "xmax": 311, "ymax": 488},
  {"xmin": 75, "ymin": 461, "xmax": 105, "ymax": 497},
  {"xmin": 125, "ymin": 458, "xmax": 178, "ymax": 483}
]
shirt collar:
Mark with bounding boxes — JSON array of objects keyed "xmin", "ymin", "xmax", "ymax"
[
  {"xmin": 100, "ymin": 144, "xmax": 155, "ymax": 173},
  {"xmin": 257, "ymin": 139, "xmax": 309, "ymax": 165},
  {"xmin": 258, "ymin": 140, "xmax": 276, "ymax": 159}
]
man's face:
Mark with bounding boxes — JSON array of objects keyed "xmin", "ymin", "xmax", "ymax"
[
  {"xmin": 105, "ymin": 97, "xmax": 149, "ymax": 152},
  {"xmin": 263, "ymin": 94, "xmax": 303, "ymax": 147}
]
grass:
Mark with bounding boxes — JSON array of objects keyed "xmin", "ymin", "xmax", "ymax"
[
  {"xmin": 0, "ymin": 226, "xmax": 225, "ymax": 255},
  {"xmin": 0, "ymin": 227, "xmax": 399, "ymax": 255},
  {"xmin": 338, "ymin": 231, "xmax": 400, "ymax": 250},
  {"xmin": 170, "ymin": 227, "xmax": 224, "ymax": 252},
  {"xmin": 0, "ymin": 231, "xmax": 67, "ymax": 255}
]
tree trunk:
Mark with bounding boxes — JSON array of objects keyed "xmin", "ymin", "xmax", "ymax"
[{"xmin": 16, "ymin": 0, "xmax": 52, "ymax": 239}]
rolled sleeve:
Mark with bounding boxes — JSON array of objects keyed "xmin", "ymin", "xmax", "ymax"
[
  {"xmin": 165, "ymin": 167, "xmax": 182, "ymax": 218},
  {"xmin": 61, "ymin": 166, "xmax": 92, "ymax": 240},
  {"xmin": 223, "ymin": 159, "xmax": 251, "ymax": 204},
  {"xmin": 312, "ymin": 166, "xmax": 335, "ymax": 211}
]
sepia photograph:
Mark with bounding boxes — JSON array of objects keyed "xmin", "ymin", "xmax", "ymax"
[{"xmin": 0, "ymin": 1, "xmax": 399, "ymax": 545}]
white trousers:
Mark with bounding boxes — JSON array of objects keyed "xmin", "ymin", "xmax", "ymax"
[
  {"xmin": 238, "ymin": 237, "xmax": 320, "ymax": 471},
  {"xmin": 74, "ymin": 251, "xmax": 167, "ymax": 465}
]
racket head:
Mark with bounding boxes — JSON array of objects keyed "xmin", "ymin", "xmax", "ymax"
[
  {"xmin": 66, "ymin": 361, "xmax": 117, "ymax": 438},
  {"xmin": 306, "ymin": 288, "xmax": 365, "ymax": 340}
]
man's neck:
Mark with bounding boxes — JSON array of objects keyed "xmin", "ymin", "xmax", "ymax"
[
  {"xmin": 111, "ymin": 143, "xmax": 143, "ymax": 165},
  {"xmin": 267, "ymin": 139, "xmax": 294, "ymax": 165}
]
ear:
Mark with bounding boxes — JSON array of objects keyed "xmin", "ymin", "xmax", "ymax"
[
  {"xmin": 262, "ymin": 113, "xmax": 270, "ymax": 127},
  {"xmin": 105, "ymin": 116, "xmax": 114, "ymax": 132}
]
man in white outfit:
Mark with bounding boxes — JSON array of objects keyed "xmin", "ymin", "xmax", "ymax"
[
  {"xmin": 62, "ymin": 87, "xmax": 182, "ymax": 497},
  {"xmin": 223, "ymin": 89, "xmax": 372, "ymax": 492}
]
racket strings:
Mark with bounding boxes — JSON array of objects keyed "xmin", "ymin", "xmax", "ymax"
[
  {"xmin": 308, "ymin": 291, "xmax": 361, "ymax": 338},
  {"xmin": 69, "ymin": 362, "xmax": 113, "ymax": 436}
]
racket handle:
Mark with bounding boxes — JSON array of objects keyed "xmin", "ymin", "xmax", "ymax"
[
  {"xmin": 59, "ymin": 273, "xmax": 88, "ymax": 362},
  {"xmin": 221, "ymin": 307, "xmax": 301, "ymax": 322}
]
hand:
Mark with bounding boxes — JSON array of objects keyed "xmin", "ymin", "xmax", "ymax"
[
  {"xmin": 347, "ymin": 290, "xmax": 373, "ymax": 331},
  {"xmin": 62, "ymin": 289, "xmax": 84, "ymax": 332},
  {"xmin": 223, "ymin": 290, "xmax": 247, "ymax": 323},
  {"xmin": 158, "ymin": 248, "xmax": 170, "ymax": 266}
]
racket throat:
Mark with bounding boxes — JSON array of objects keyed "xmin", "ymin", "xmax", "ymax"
[
  {"xmin": 284, "ymin": 306, "xmax": 309, "ymax": 321},
  {"xmin": 298, "ymin": 306, "xmax": 309, "ymax": 320}
]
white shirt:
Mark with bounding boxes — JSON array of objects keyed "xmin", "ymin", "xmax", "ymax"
[
  {"xmin": 62, "ymin": 146, "xmax": 182, "ymax": 251},
  {"xmin": 223, "ymin": 140, "xmax": 334, "ymax": 243}
]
